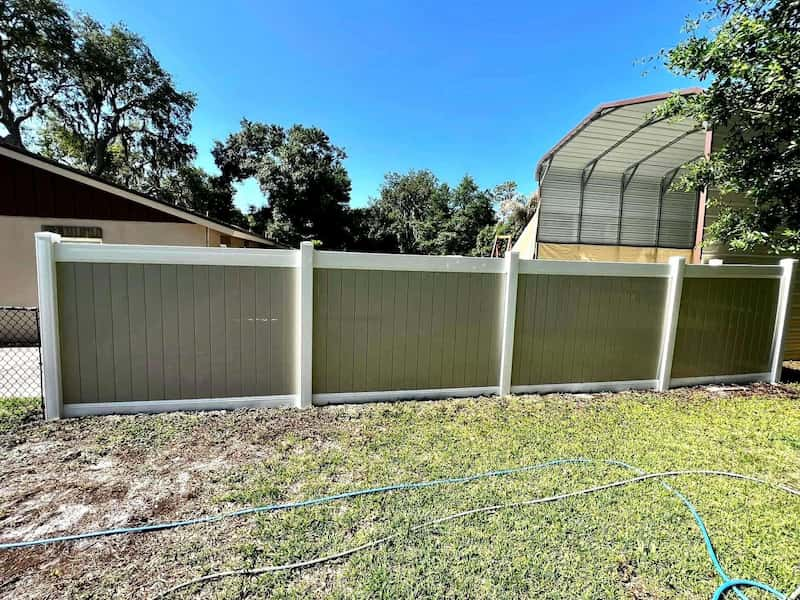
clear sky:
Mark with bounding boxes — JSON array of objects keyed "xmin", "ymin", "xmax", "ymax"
[{"xmin": 67, "ymin": 0, "xmax": 700, "ymax": 210}]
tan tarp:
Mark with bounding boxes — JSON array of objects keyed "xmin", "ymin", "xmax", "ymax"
[{"xmin": 536, "ymin": 242, "xmax": 693, "ymax": 264}]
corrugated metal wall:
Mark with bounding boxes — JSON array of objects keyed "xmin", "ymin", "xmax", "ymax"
[
  {"xmin": 312, "ymin": 269, "xmax": 502, "ymax": 393},
  {"xmin": 511, "ymin": 275, "xmax": 666, "ymax": 385},
  {"xmin": 56, "ymin": 262, "xmax": 296, "ymax": 403},
  {"xmin": 580, "ymin": 173, "xmax": 620, "ymax": 244},
  {"xmin": 671, "ymin": 277, "xmax": 779, "ymax": 379},
  {"xmin": 538, "ymin": 167, "xmax": 697, "ymax": 249},
  {"xmin": 539, "ymin": 167, "xmax": 580, "ymax": 243}
]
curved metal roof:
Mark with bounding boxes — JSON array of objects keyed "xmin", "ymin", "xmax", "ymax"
[{"xmin": 535, "ymin": 88, "xmax": 706, "ymax": 182}]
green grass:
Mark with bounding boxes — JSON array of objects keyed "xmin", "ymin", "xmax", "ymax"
[
  {"xmin": 2, "ymin": 388, "xmax": 799, "ymax": 598},
  {"xmin": 0, "ymin": 396, "xmax": 42, "ymax": 434},
  {"xmin": 199, "ymin": 390, "xmax": 800, "ymax": 599}
]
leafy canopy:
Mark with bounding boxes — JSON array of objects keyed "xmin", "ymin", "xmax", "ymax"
[
  {"xmin": 367, "ymin": 170, "xmax": 530, "ymax": 256},
  {"xmin": 658, "ymin": 0, "xmax": 800, "ymax": 254},
  {"xmin": 0, "ymin": 0, "xmax": 73, "ymax": 147},
  {"xmin": 39, "ymin": 16, "xmax": 196, "ymax": 189},
  {"xmin": 213, "ymin": 120, "xmax": 352, "ymax": 248}
]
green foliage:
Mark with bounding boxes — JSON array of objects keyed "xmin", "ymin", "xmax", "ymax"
[
  {"xmin": 657, "ymin": 0, "xmax": 800, "ymax": 254},
  {"xmin": 213, "ymin": 120, "xmax": 352, "ymax": 248},
  {"xmin": 0, "ymin": 396, "xmax": 41, "ymax": 434},
  {"xmin": 0, "ymin": 0, "xmax": 74, "ymax": 148},
  {"xmin": 367, "ymin": 169, "xmax": 453, "ymax": 254},
  {"xmin": 367, "ymin": 173, "xmax": 536, "ymax": 256},
  {"xmin": 39, "ymin": 16, "xmax": 196, "ymax": 186},
  {"xmin": 160, "ymin": 165, "xmax": 247, "ymax": 229}
]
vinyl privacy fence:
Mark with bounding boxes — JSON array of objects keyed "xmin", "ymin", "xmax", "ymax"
[{"xmin": 34, "ymin": 233, "xmax": 796, "ymax": 419}]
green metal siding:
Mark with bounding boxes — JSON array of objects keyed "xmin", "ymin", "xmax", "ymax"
[
  {"xmin": 56, "ymin": 262, "xmax": 296, "ymax": 403},
  {"xmin": 511, "ymin": 275, "xmax": 666, "ymax": 385},
  {"xmin": 312, "ymin": 269, "xmax": 502, "ymax": 393},
  {"xmin": 671, "ymin": 277, "xmax": 779, "ymax": 379}
]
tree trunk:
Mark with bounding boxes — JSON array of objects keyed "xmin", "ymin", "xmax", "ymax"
[{"xmin": 1, "ymin": 122, "xmax": 25, "ymax": 149}]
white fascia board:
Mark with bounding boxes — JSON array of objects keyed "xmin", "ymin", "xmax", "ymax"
[
  {"xmin": 55, "ymin": 242, "xmax": 297, "ymax": 267},
  {"xmin": 62, "ymin": 395, "xmax": 297, "ymax": 417},
  {"xmin": 315, "ymin": 251, "xmax": 506, "ymax": 273},
  {"xmin": 0, "ymin": 145, "xmax": 272, "ymax": 246}
]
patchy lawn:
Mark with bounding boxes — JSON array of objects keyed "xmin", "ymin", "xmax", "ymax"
[{"xmin": 1, "ymin": 386, "xmax": 799, "ymax": 599}]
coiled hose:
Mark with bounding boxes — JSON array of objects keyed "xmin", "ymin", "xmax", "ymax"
[{"xmin": 2, "ymin": 458, "xmax": 798, "ymax": 599}]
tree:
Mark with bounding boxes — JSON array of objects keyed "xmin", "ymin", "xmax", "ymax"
[
  {"xmin": 445, "ymin": 175, "xmax": 497, "ymax": 255},
  {"xmin": 473, "ymin": 183, "xmax": 538, "ymax": 256},
  {"xmin": 213, "ymin": 120, "xmax": 352, "ymax": 248},
  {"xmin": 368, "ymin": 170, "xmax": 452, "ymax": 254},
  {"xmin": 39, "ymin": 17, "xmax": 196, "ymax": 187},
  {"xmin": 160, "ymin": 165, "xmax": 247, "ymax": 228},
  {"xmin": 0, "ymin": 0, "xmax": 74, "ymax": 148},
  {"xmin": 367, "ymin": 170, "xmax": 507, "ymax": 256},
  {"xmin": 657, "ymin": 0, "xmax": 800, "ymax": 254}
]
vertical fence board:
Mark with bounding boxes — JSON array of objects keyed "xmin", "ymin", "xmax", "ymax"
[
  {"xmin": 352, "ymin": 271, "xmax": 369, "ymax": 392},
  {"xmin": 175, "ymin": 265, "xmax": 197, "ymax": 399},
  {"xmin": 56, "ymin": 263, "xmax": 81, "ymax": 403},
  {"xmin": 74, "ymin": 263, "xmax": 98, "ymax": 402},
  {"xmin": 108, "ymin": 264, "xmax": 132, "ymax": 402},
  {"xmin": 193, "ymin": 266, "xmax": 212, "ymax": 398},
  {"xmin": 224, "ymin": 268, "xmax": 242, "ymax": 397},
  {"xmin": 365, "ymin": 270, "xmax": 383, "ymax": 391},
  {"xmin": 143, "ymin": 265, "xmax": 165, "ymax": 400},
  {"xmin": 92, "ymin": 264, "xmax": 116, "ymax": 402},
  {"xmin": 239, "ymin": 267, "xmax": 256, "ymax": 396},
  {"xmin": 339, "ymin": 270, "xmax": 356, "ymax": 393},
  {"xmin": 255, "ymin": 267, "xmax": 270, "ymax": 394},
  {"xmin": 160, "ymin": 265, "xmax": 181, "ymax": 400},
  {"xmin": 127, "ymin": 264, "xmax": 149, "ymax": 401}
]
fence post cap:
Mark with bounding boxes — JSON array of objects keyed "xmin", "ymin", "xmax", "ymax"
[{"xmin": 35, "ymin": 232, "xmax": 61, "ymax": 243}]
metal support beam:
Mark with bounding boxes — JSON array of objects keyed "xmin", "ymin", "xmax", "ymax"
[
  {"xmin": 577, "ymin": 161, "xmax": 597, "ymax": 243},
  {"xmin": 620, "ymin": 127, "xmax": 703, "ymax": 177}
]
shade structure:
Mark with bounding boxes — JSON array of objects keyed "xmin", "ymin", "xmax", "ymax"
[{"xmin": 535, "ymin": 89, "xmax": 707, "ymax": 251}]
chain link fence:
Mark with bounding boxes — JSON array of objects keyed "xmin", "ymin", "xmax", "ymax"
[{"xmin": 0, "ymin": 307, "xmax": 43, "ymax": 399}]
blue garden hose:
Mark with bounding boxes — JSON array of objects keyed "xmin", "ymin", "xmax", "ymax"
[{"xmin": 1, "ymin": 458, "xmax": 796, "ymax": 599}]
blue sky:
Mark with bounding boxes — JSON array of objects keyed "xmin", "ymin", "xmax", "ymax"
[{"xmin": 68, "ymin": 0, "xmax": 700, "ymax": 210}]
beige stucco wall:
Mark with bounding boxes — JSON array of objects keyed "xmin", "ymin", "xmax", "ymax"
[
  {"xmin": 0, "ymin": 216, "xmax": 213, "ymax": 307},
  {"xmin": 536, "ymin": 242, "xmax": 693, "ymax": 264}
]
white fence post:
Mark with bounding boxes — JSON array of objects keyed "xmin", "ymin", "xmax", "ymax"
[
  {"xmin": 297, "ymin": 241, "xmax": 314, "ymax": 408},
  {"xmin": 769, "ymin": 258, "xmax": 797, "ymax": 384},
  {"xmin": 656, "ymin": 256, "xmax": 686, "ymax": 392},
  {"xmin": 34, "ymin": 232, "xmax": 63, "ymax": 420},
  {"xmin": 498, "ymin": 251, "xmax": 520, "ymax": 396}
]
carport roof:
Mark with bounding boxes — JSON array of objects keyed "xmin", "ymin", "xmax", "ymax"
[{"xmin": 535, "ymin": 88, "xmax": 707, "ymax": 182}]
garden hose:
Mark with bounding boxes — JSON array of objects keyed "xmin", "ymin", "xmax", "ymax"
[{"xmin": 1, "ymin": 459, "xmax": 798, "ymax": 600}]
